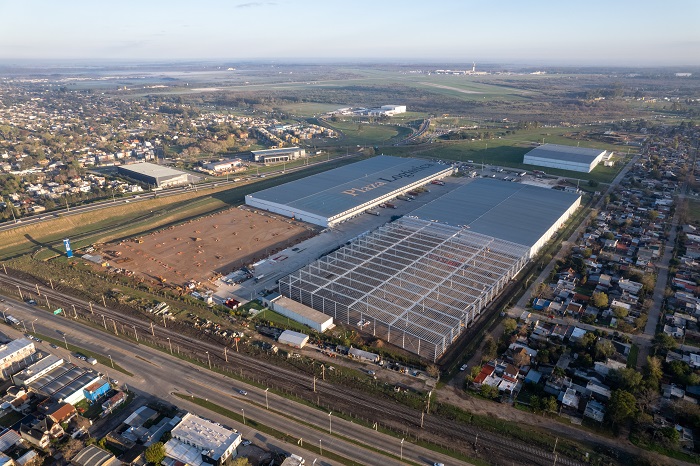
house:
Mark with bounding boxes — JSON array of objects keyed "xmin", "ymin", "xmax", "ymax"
[
  {"xmin": 663, "ymin": 325, "xmax": 685, "ymax": 338},
  {"xmin": 583, "ymin": 399, "xmax": 606, "ymax": 422},
  {"xmin": 20, "ymin": 417, "xmax": 63, "ymax": 449},
  {"xmin": 559, "ymin": 387, "xmax": 580, "ymax": 409},
  {"xmin": 473, "ymin": 364, "xmax": 496, "ymax": 386}
]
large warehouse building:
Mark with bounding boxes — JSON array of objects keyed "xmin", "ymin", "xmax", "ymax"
[
  {"xmin": 410, "ymin": 178, "xmax": 581, "ymax": 258},
  {"xmin": 246, "ymin": 155, "xmax": 453, "ymax": 227},
  {"xmin": 117, "ymin": 162, "xmax": 190, "ymax": 188},
  {"xmin": 523, "ymin": 143, "xmax": 608, "ymax": 173},
  {"xmin": 279, "ymin": 179, "xmax": 580, "ymax": 361}
]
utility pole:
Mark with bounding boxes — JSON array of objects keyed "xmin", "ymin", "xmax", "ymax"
[
  {"xmin": 44, "ymin": 296, "xmax": 50, "ymax": 308},
  {"xmin": 224, "ymin": 346, "xmax": 228, "ymax": 362},
  {"xmin": 1, "ymin": 263, "xmax": 5, "ymax": 274},
  {"xmin": 162, "ymin": 314, "xmax": 167, "ymax": 328},
  {"xmin": 112, "ymin": 319, "xmax": 118, "ymax": 335},
  {"xmin": 265, "ymin": 388, "xmax": 269, "ymax": 410},
  {"xmin": 35, "ymin": 284, "xmax": 40, "ymax": 296},
  {"xmin": 133, "ymin": 325, "xmax": 138, "ymax": 342},
  {"xmin": 89, "ymin": 302, "xmax": 93, "ymax": 314},
  {"xmin": 72, "ymin": 304, "xmax": 77, "ymax": 318},
  {"xmin": 102, "ymin": 315, "xmax": 107, "ymax": 329},
  {"xmin": 16, "ymin": 286, "xmax": 22, "ymax": 300},
  {"xmin": 49, "ymin": 279, "xmax": 54, "ymax": 289},
  {"xmin": 313, "ymin": 376, "xmax": 317, "ymax": 393},
  {"xmin": 150, "ymin": 322, "xmax": 155, "ymax": 336},
  {"xmin": 102, "ymin": 295, "xmax": 106, "ymax": 307}
]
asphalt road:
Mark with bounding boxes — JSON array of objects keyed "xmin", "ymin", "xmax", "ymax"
[{"xmin": 1, "ymin": 294, "xmax": 467, "ymax": 466}]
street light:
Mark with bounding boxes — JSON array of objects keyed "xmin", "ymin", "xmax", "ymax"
[
  {"xmin": 265, "ymin": 388, "xmax": 269, "ymax": 410},
  {"xmin": 400, "ymin": 438, "xmax": 404, "ymax": 460},
  {"xmin": 328, "ymin": 412, "xmax": 332, "ymax": 435},
  {"xmin": 108, "ymin": 354, "xmax": 114, "ymax": 368},
  {"xmin": 20, "ymin": 320, "xmax": 27, "ymax": 332},
  {"xmin": 241, "ymin": 408, "xmax": 245, "ymax": 425},
  {"xmin": 206, "ymin": 351, "xmax": 211, "ymax": 369},
  {"xmin": 319, "ymin": 439, "xmax": 322, "ymax": 456},
  {"xmin": 167, "ymin": 337, "xmax": 172, "ymax": 354},
  {"xmin": 133, "ymin": 325, "xmax": 138, "ymax": 342},
  {"xmin": 62, "ymin": 335, "xmax": 68, "ymax": 350},
  {"xmin": 31, "ymin": 319, "xmax": 37, "ymax": 333}
]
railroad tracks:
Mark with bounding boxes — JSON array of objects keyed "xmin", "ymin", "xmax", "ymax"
[{"xmin": 0, "ymin": 272, "xmax": 586, "ymax": 466}]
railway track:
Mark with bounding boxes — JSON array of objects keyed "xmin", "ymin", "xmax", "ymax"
[{"xmin": 0, "ymin": 272, "xmax": 588, "ymax": 466}]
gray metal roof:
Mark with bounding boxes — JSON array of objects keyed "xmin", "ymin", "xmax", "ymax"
[
  {"xmin": 247, "ymin": 155, "xmax": 450, "ymax": 218},
  {"xmin": 524, "ymin": 143, "xmax": 606, "ymax": 164},
  {"xmin": 410, "ymin": 178, "xmax": 580, "ymax": 249},
  {"xmin": 118, "ymin": 162, "xmax": 186, "ymax": 179},
  {"xmin": 251, "ymin": 147, "xmax": 302, "ymax": 155}
]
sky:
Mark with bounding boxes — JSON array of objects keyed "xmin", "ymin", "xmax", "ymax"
[{"xmin": 1, "ymin": 0, "xmax": 698, "ymax": 66}]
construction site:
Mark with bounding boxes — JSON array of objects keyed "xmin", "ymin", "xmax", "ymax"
[
  {"xmin": 97, "ymin": 207, "xmax": 315, "ymax": 288},
  {"xmin": 279, "ymin": 217, "xmax": 530, "ymax": 361}
]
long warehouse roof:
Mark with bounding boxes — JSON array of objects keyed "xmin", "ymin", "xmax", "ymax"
[
  {"xmin": 410, "ymin": 178, "xmax": 580, "ymax": 249},
  {"xmin": 118, "ymin": 162, "xmax": 186, "ymax": 179},
  {"xmin": 524, "ymin": 143, "xmax": 606, "ymax": 164},
  {"xmin": 246, "ymin": 155, "xmax": 450, "ymax": 219}
]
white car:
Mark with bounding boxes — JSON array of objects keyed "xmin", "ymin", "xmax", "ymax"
[{"xmin": 460, "ymin": 364, "xmax": 468, "ymax": 371}]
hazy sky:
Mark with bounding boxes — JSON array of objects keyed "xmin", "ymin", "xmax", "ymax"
[{"xmin": 1, "ymin": 0, "xmax": 698, "ymax": 66}]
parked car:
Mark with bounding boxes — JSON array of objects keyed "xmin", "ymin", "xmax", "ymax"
[
  {"xmin": 460, "ymin": 364, "xmax": 468, "ymax": 371},
  {"xmin": 242, "ymin": 440, "xmax": 252, "ymax": 446}
]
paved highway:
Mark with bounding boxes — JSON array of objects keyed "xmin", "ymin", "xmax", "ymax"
[{"xmin": 0, "ymin": 293, "xmax": 467, "ymax": 466}]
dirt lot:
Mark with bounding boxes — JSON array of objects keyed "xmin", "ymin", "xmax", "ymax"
[{"xmin": 102, "ymin": 207, "xmax": 316, "ymax": 287}]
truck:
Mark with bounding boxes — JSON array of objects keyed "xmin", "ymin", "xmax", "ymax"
[
  {"xmin": 384, "ymin": 203, "xmax": 397, "ymax": 209},
  {"xmin": 431, "ymin": 180, "xmax": 445, "ymax": 186},
  {"xmin": 365, "ymin": 210, "xmax": 380, "ymax": 216},
  {"xmin": 396, "ymin": 195, "xmax": 411, "ymax": 201}
]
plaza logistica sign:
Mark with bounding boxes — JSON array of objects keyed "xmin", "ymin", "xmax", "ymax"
[{"xmin": 341, "ymin": 163, "xmax": 435, "ymax": 197}]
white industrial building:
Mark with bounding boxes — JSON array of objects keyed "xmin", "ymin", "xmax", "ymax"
[
  {"xmin": 246, "ymin": 155, "xmax": 453, "ymax": 227},
  {"xmin": 202, "ymin": 158, "xmax": 242, "ymax": 172},
  {"xmin": 14, "ymin": 355, "xmax": 64, "ymax": 386},
  {"xmin": 523, "ymin": 143, "xmax": 608, "ymax": 173},
  {"xmin": 252, "ymin": 147, "xmax": 306, "ymax": 164},
  {"xmin": 117, "ymin": 162, "xmax": 190, "ymax": 188},
  {"xmin": 26, "ymin": 362, "xmax": 101, "ymax": 405},
  {"xmin": 0, "ymin": 338, "xmax": 36, "ymax": 378},
  {"xmin": 279, "ymin": 179, "xmax": 580, "ymax": 361},
  {"xmin": 166, "ymin": 413, "xmax": 241, "ymax": 466},
  {"xmin": 266, "ymin": 294, "xmax": 334, "ymax": 332},
  {"xmin": 277, "ymin": 330, "xmax": 310, "ymax": 349}
]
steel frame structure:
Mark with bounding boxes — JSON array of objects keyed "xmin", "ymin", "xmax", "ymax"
[{"xmin": 279, "ymin": 217, "xmax": 529, "ymax": 361}]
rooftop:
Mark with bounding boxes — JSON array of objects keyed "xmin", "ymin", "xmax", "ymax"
[
  {"xmin": 247, "ymin": 155, "xmax": 451, "ymax": 219},
  {"xmin": 0, "ymin": 338, "xmax": 34, "ymax": 361},
  {"xmin": 524, "ymin": 143, "xmax": 607, "ymax": 164},
  {"xmin": 251, "ymin": 147, "xmax": 302, "ymax": 155},
  {"xmin": 71, "ymin": 445, "xmax": 120, "ymax": 466},
  {"xmin": 171, "ymin": 413, "xmax": 241, "ymax": 461},
  {"xmin": 409, "ymin": 178, "xmax": 580, "ymax": 250},
  {"xmin": 118, "ymin": 162, "xmax": 186, "ymax": 179},
  {"xmin": 273, "ymin": 296, "xmax": 333, "ymax": 325}
]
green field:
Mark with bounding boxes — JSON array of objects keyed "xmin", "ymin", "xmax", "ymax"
[
  {"xmin": 383, "ymin": 126, "xmax": 633, "ymax": 183},
  {"xmin": 324, "ymin": 120, "xmax": 412, "ymax": 146}
]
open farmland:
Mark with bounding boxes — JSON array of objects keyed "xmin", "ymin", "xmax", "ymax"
[{"xmin": 103, "ymin": 207, "xmax": 316, "ymax": 287}]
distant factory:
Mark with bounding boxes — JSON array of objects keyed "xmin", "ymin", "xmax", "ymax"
[{"xmin": 523, "ymin": 144, "xmax": 608, "ymax": 173}]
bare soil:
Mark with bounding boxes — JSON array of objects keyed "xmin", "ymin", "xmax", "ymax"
[{"xmin": 103, "ymin": 207, "xmax": 315, "ymax": 287}]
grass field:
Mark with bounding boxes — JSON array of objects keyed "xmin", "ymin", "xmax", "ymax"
[
  {"xmin": 383, "ymin": 126, "xmax": 633, "ymax": 183},
  {"xmin": 0, "ymin": 156, "xmax": 362, "ymax": 261},
  {"xmin": 684, "ymin": 198, "xmax": 700, "ymax": 224},
  {"xmin": 324, "ymin": 120, "xmax": 412, "ymax": 146}
]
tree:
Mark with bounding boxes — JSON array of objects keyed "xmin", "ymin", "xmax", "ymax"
[
  {"xmin": 591, "ymin": 292, "xmax": 609, "ymax": 309},
  {"xmin": 232, "ymin": 459, "xmax": 252, "ymax": 466},
  {"xmin": 606, "ymin": 390, "xmax": 637, "ymax": 427},
  {"xmin": 612, "ymin": 306, "xmax": 629, "ymax": 319},
  {"xmin": 145, "ymin": 442, "xmax": 165, "ymax": 465},
  {"xmin": 608, "ymin": 368, "xmax": 643, "ymax": 392},
  {"xmin": 502, "ymin": 318, "xmax": 517, "ymax": 335},
  {"xmin": 595, "ymin": 339, "xmax": 615, "ymax": 360},
  {"xmin": 644, "ymin": 356, "xmax": 663, "ymax": 388},
  {"xmin": 542, "ymin": 396, "xmax": 558, "ymax": 415},
  {"xmin": 652, "ymin": 333, "xmax": 677, "ymax": 354},
  {"xmin": 481, "ymin": 335, "xmax": 497, "ymax": 362}
]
